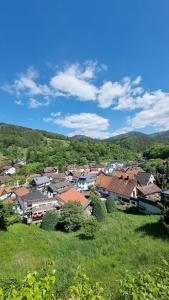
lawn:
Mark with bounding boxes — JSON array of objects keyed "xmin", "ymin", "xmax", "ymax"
[{"xmin": 0, "ymin": 211, "xmax": 168, "ymax": 296}]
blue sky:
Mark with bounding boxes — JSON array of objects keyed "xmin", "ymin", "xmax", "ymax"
[{"xmin": 0, "ymin": 0, "xmax": 169, "ymax": 138}]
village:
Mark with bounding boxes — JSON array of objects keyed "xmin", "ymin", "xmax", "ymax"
[{"xmin": 0, "ymin": 159, "xmax": 168, "ymax": 224}]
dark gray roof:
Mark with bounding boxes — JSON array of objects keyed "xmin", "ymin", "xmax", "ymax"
[
  {"xmin": 32, "ymin": 176, "xmax": 50, "ymax": 186},
  {"xmin": 136, "ymin": 172, "xmax": 152, "ymax": 185},
  {"xmin": 78, "ymin": 172, "xmax": 95, "ymax": 183},
  {"xmin": 48, "ymin": 181, "xmax": 71, "ymax": 192},
  {"xmin": 21, "ymin": 190, "xmax": 47, "ymax": 202}
]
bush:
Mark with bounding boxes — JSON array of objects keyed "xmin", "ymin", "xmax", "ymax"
[
  {"xmin": 119, "ymin": 259, "xmax": 169, "ymax": 299},
  {"xmin": 92, "ymin": 198, "xmax": 107, "ymax": 222},
  {"xmin": 0, "ymin": 266, "xmax": 105, "ymax": 299},
  {"xmin": 79, "ymin": 217, "xmax": 100, "ymax": 240},
  {"xmin": 0, "ymin": 203, "xmax": 21, "ymax": 230},
  {"xmin": 58, "ymin": 201, "xmax": 85, "ymax": 232},
  {"xmin": 105, "ymin": 196, "xmax": 116, "ymax": 213},
  {"xmin": 41, "ymin": 211, "xmax": 60, "ymax": 231}
]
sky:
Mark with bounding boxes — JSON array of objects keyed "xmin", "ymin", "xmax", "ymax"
[{"xmin": 0, "ymin": 0, "xmax": 169, "ymax": 139}]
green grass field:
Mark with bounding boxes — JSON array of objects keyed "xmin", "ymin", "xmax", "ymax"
[{"xmin": 0, "ymin": 211, "xmax": 168, "ymax": 296}]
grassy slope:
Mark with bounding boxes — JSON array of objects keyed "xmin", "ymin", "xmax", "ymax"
[{"xmin": 0, "ymin": 212, "xmax": 168, "ymax": 295}]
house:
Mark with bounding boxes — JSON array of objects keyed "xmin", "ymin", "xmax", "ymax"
[
  {"xmin": 14, "ymin": 186, "xmax": 30, "ymax": 197},
  {"xmin": 96, "ymin": 174, "xmax": 138, "ymax": 204},
  {"xmin": 135, "ymin": 172, "xmax": 155, "ymax": 186},
  {"xmin": 56, "ymin": 187, "xmax": 88, "ymax": 207},
  {"xmin": 77, "ymin": 171, "xmax": 96, "ymax": 191},
  {"xmin": 65, "ymin": 171, "xmax": 74, "ymax": 182},
  {"xmin": 31, "ymin": 176, "xmax": 50, "ymax": 190},
  {"xmin": 67, "ymin": 164, "xmax": 79, "ymax": 172},
  {"xmin": 0, "ymin": 187, "xmax": 13, "ymax": 201},
  {"xmin": 104, "ymin": 162, "xmax": 124, "ymax": 174},
  {"xmin": 44, "ymin": 172, "xmax": 66, "ymax": 181},
  {"xmin": 16, "ymin": 190, "xmax": 61, "ymax": 223},
  {"xmin": 2, "ymin": 166, "xmax": 16, "ymax": 175},
  {"xmin": 90, "ymin": 164, "xmax": 105, "ymax": 174},
  {"xmin": 47, "ymin": 181, "xmax": 72, "ymax": 197},
  {"xmin": 43, "ymin": 166, "xmax": 58, "ymax": 174},
  {"xmin": 107, "ymin": 176, "xmax": 138, "ymax": 202},
  {"xmin": 114, "ymin": 168, "xmax": 143, "ymax": 179},
  {"xmin": 95, "ymin": 174, "xmax": 112, "ymax": 196},
  {"xmin": 72, "ymin": 171, "xmax": 82, "ymax": 183},
  {"xmin": 137, "ymin": 183, "xmax": 161, "ymax": 202}
]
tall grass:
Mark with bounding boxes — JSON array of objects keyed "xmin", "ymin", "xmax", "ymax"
[{"xmin": 0, "ymin": 211, "xmax": 168, "ymax": 295}]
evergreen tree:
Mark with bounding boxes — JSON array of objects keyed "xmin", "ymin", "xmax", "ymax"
[
  {"xmin": 105, "ymin": 196, "xmax": 116, "ymax": 213},
  {"xmin": 92, "ymin": 198, "xmax": 107, "ymax": 222}
]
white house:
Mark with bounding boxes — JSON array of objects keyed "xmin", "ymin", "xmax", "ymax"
[
  {"xmin": 77, "ymin": 171, "xmax": 95, "ymax": 191},
  {"xmin": 3, "ymin": 166, "xmax": 16, "ymax": 175},
  {"xmin": 0, "ymin": 187, "xmax": 13, "ymax": 201}
]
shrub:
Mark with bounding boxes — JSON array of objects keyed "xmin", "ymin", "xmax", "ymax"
[
  {"xmin": 0, "ymin": 267, "xmax": 105, "ymax": 299},
  {"xmin": 119, "ymin": 259, "xmax": 169, "ymax": 299},
  {"xmin": 0, "ymin": 267, "xmax": 56, "ymax": 300},
  {"xmin": 79, "ymin": 217, "xmax": 100, "ymax": 240},
  {"xmin": 92, "ymin": 198, "xmax": 107, "ymax": 222},
  {"xmin": 41, "ymin": 211, "xmax": 60, "ymax": 231},
  {"xmin": 105, "ymin": 196, "xmax": 116, "ymax": 213},
  {"xmin": 58, "ymin": 201, "xmax": 85, "ymax": 232},
  {"xmin": 0, "ymin": 203, "xmax": 21, "ymax": 230}
]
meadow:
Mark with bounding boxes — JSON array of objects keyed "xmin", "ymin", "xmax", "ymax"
[{"xmin": 0, "ymin": 210, "xmax": 168, "ymax": 296}]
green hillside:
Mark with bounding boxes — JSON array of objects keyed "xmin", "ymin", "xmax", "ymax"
[
  {"xmin": 105, "ymin": 131, "xmax": 169, "ymax": 153},
  {"xmin": 0, "ymin": 123, "xmax": 137, "ymax": 173},
  {"xmin": 0, "ymin": 212, "xmax": 168, "ymax": 297}
]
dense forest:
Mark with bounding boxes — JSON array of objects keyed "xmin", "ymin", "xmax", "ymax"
[
  {"xmin": 0, "ymin": 123, "xmax": 137, "ymax": 173},
  {"xmin": 0, "ymin": 123, "xmax": 169, "ymax": 175}
]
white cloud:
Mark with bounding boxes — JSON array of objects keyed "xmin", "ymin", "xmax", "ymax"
[
  {"xmin": 51, "ymin": 111, "xmax": 62, "ymax": 117},
  {"xmin": 44, "ymin": 112, "xmax": 111, "ymax": 139},
  {"xmin": 3, "ymin": 61, "xmax": 169, "ymax": 135},
  {"xmin": 29, "ymin": 97, "xmax": 50, "ymax": 108},
  {"xmin": 97, "ymin": 77, "xmax": 143, "ymax": 109},
  {"xmin": 50, "ymin": 63, "xmax": 98, "ymax": 101},
  {"xmin": 128, "ymin": 91, "xmax": 169, "ymax": 130},
  {"xmin": 2, "ymin": 62, "xmax": 144, "ymax": 110},
  {"xmin": 4, "ymin": 66, "xmax": 55, "ymax": 108}
]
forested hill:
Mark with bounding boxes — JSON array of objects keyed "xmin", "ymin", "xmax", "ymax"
[
  {"xmin": 0, "ymin": 123, "xmax": 169, "ymax": 173},
  {"xmin": 105, "ymin": 131, "xmax": 169, "ymax": 152},
  {"xmin": 0, "ymin": 123, "xmax": 67, "ymax": 148},
  {"xmin": 0, "ymin": 123, "xmax": 137, "ymax": 172}
]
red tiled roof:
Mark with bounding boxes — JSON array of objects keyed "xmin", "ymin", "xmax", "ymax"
[
  {"xmin": 72, "ymin": 171, "xmax": 82, "ymax": 177},
  {"xmin": 107, "ymin": 176, "xmax": 137, "ymax": 198},
  {"xmin": 0, "ymin": 187, "xmax": 12, "ymax": 196},
  {"xmin": 125, "ymin": 169, "xmax": 143, "ymax": 177},
  {"xmin": 14, "ymin": 187, "xmax": 30, "ymax": 197},
  {"xmin": 114, "ymin": 169, "xmax": 143, "ymax": 179},
  {"xmin": 96, "ymin": 175, "xmax": 112, "ymax": 189},
  {"xmin": 114, "ymin": 170, "xmax": 124, "ymax": 178},
  {"xmin": 137, "ymin": 183, "xmax": 161, "ymax": 196},
  {"xmin": 57, "ymin": 187, "xmax": 88, "ymax": 206}
]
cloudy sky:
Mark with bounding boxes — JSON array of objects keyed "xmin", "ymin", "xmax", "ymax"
[{"xmin": 1, "ymin": 0, "xmax": 169, "ymax": 138}]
